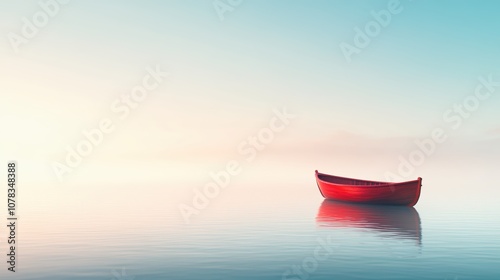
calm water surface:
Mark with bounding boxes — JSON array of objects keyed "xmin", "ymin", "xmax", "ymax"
[{"xmin": 4, "ymin": 175, "xmax": 500, "ymax": 280}]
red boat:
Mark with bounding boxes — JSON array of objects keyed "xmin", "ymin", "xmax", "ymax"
[{"xmin": 315, "ymin": 170, "xmax": 422, "ymax": 206}]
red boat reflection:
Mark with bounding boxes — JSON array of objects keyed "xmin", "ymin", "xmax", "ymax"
[{"xmin": 316, "ymin": 200, "xmax": 422, "ymax": 243}]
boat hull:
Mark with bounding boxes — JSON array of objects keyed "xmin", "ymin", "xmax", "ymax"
[{"xmin": 315, "ymin": 170, "xmax": 422, "ymax": 206}]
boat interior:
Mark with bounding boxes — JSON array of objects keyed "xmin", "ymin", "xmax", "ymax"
[{"xmin": 317, "ymin": 173, "xmax": 388, "ymax": 186}]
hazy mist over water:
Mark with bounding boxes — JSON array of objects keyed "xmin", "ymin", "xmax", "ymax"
[
  {"xmin": 3, "ymin": 158, "xmax": 499, "ymax": 279},
  {"xmin": 1, "ymin": 0, "xmax": 500, "ymax": 279}
]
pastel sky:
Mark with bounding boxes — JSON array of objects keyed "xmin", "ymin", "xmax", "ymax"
[{"xmin": 1, "ymin": 0, "xmax": 499, "ymax": 186}]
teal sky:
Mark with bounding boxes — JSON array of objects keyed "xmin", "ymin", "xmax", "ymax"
[{"xmin": 1, "ymin": 0, "xmax": 499, "ymax": 185}]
